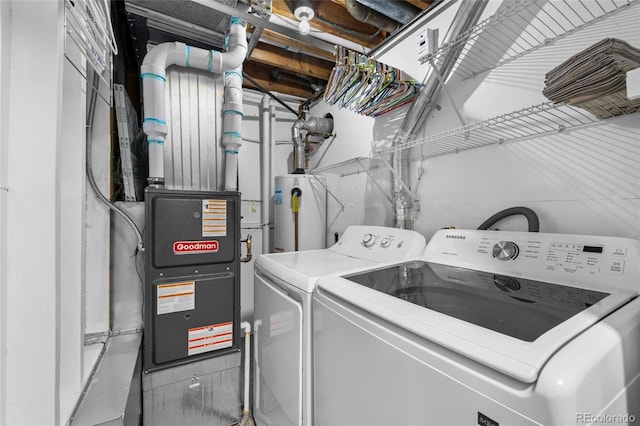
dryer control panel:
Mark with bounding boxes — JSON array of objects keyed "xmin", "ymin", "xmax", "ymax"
[
  {"xmin": 329, "ymin": 225, "xmax": 427, "ymax": 263},
  {"xmin": 424, "ymin": 229, "xmax": 640, "ymax": 293}
]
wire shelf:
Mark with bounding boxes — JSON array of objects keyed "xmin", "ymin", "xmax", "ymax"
[
  {"xmin": 310, "ymin": 157, "xmax": 389, "ymax": 177},
  {"xmin": 375, "ymin": 100, "xmax": 639, "ymax": 158},
  {"xmin": 420, "ymin": 0, "xmax": 637, "ymax": 80}
]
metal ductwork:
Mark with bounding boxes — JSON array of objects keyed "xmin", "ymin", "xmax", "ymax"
[
  {"xmin": 344, "ymin": 0, "xmax": 399, "ymax": 34},
  {"xmin": 355, "ymin": 0, "xmax": 421, "ymax": 25},
  {"xmin": 391, "ymin": 0, "xmax": 489, "ymax": 229},
  {"xmin": 141, "ymin": 17, "xmax": 247, "ymax": 187}
]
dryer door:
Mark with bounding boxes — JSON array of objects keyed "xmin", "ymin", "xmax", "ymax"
[{"xmin": 254, "ymin": 273, "xmax": 303, "ymax": 426}]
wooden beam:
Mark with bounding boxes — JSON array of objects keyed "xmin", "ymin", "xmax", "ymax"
[
  {"xmin": 272, "ymin": 0, "xmax": 385, "ymax": 48},
  {"xmin": 250, "ymin": 42, "xmax": 334, "ymax": 80},
  {"xmin": 243, "ymin": 61, "xmax": 314, "ymax": 99},
  {"xmin": 260, "ymin": 28, "xmax": 336, "ymax": 62},
  {"xmin": 406, "ymin": 0, "xmax": 432, "ymax": 10}
]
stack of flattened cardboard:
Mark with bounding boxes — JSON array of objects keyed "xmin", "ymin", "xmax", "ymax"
[{"xmin": 543, "ymin": 38, "xmax": 640, "ymax": 118}]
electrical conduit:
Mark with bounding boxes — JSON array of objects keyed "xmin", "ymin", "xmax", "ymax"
[
  {"xmin": 87, "ymin": 72, "xmax": 144, "ymax": 250},
  {"xmin": 141, "ymin": 17, "xmax": 247, "ymax": 187}
]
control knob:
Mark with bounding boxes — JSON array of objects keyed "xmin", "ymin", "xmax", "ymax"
[
  {"xmin": 362, "ymin": 233, "xmax": 377, "ymax": 248},
  {"xmin": 380, "ymin": 237, "xmax": 391, "ymax": 248},
  {"xmin": 493, "ymin": 241, "xmax": 519, "ymax": 261}
]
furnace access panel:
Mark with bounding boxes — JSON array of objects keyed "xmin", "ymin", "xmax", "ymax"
[{"xmin": 144, "ymin": 188, "xmax": 241, "ymax": 372}]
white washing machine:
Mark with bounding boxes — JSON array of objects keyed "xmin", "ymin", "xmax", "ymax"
[
  {"xmin": 313, "ymin": 229, "xmax": 640, "ymax": 426},
  {"xmin": 253, "ymin": 225, "xmax": 427, "ymax": 426}
]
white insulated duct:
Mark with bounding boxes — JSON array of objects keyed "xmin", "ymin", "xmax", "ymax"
[
  {"xmin": 141, "ymin": 17, "xmax": 247, "ymax": 187},
  {"xmin": 291, "ymin": 116, "xmax": 334, "ymax": 174}
]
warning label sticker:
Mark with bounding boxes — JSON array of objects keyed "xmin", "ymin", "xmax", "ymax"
[
  {"xmin": 202, "ymin": 199, "xmax": 227, "ymax": 237},
  {"xmin": 188, "ymin": 322, "xmax": 233, "ymax": 356},
  {"xmin": 157, "ymin": 281, "xmax": 195, "ymax": 315}
]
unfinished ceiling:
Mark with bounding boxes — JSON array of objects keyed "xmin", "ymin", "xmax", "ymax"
[{"xmin": 122, "ymin": 0, "xmax": 435, "ymax": 99}]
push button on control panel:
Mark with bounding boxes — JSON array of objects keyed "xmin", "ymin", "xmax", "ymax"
[
  {"xmin": 609, "ymin": 259, "xmax": 625, "ymax": 275},
  {"xmin": 612, "ymin": 248, "xmax": 627, "ymax": 257}
]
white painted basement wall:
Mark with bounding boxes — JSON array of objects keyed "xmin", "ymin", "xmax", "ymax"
[
  {"xmin": 1, "ymin": 1, "xmax": 111, "ymax": 424},
  {"xmin": 311, "ymin": 0, "xmax": 640, "ymax": 242}
]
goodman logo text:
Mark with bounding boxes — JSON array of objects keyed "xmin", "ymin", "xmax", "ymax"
[{"xmin": 174, "ymin": 240, "xmax": 219, "ymax": 254}]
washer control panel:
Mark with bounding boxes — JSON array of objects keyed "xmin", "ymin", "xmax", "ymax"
[
  {"xmin": 424, "ymin": 229, "xmax": 640, "ymax": 292},
  {"xmin": 330, "ymin": 226, "xmax": 427, "ymax": 262}
]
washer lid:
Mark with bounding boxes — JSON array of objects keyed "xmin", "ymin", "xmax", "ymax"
[
  {"xmin": 317, "ymin": 260, "xmax": 637, "ymax": 383},
  {"xmin": 256, "ymin": 250, "xmax": 377, "ymax": 293}
]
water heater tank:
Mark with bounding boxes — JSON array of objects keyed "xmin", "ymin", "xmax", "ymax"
[{"xmin": 274, "ymin": 174, "xmax": 327, "ymax": 252}]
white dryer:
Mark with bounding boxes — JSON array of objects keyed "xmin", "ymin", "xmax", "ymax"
[
  {"xmin": 313, "ymin": 229, "xmax": 640, "ymax": 426},
  {"xmin": 253, "ymin": 225, "xmax": 426, "ymax": 426}
]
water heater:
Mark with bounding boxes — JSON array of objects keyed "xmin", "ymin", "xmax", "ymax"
[{"xmin": 274, "ymin": 174, "xmax": 326, "ymax": 252}]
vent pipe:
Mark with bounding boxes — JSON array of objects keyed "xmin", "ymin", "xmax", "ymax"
[
  {"xmin": 344, "ymin": 0, "xmax": 399, "ymax": 34},
  {"xmin": 355, "ymin": 0, "xmax": 421, "ymax": 25},
  {"xmin": 223, "ymin": 64, "xmax": 244, "ymax": 191},
  {"xmin": 291, "ymin": 116, "xmax": 334, "ymax": 174},
  {"xmin": 391, "ymin": 0, "xmax": 488, "ymax": 229},
  {"xmin": 141, "ymin": 17, "xmax": 247, "ymax": 187}
]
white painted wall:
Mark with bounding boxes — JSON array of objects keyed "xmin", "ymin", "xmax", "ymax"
[
  {"xmin": 307, "ymin": 102, "xmax": 395, "ymax": 239},
  {"xmin": 0, "ymin": 1, "xmax": 9, "ymax": 423},
  {"xmin": 311, "ymin": 0, "xmax": 640, "ymax": 242},
  {"xmin": 2, "ymin": 2, "xmax": 65, "ymax": 424},
  {"xmin": 0, "ymin": 1, "xmax": 111, "ymax": 424}
]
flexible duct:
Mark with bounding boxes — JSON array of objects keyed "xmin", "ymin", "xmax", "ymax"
[
  {"xmin": 391, "ymin": 0, "xmax": 488, "ymax": 229},
  {"xmin": 291, "ymin": 116, "xmax": 334, "ymax": 174},
  {"xmin": 141, "ymin": 17, "xmax": 247, "ymax": 187},
  {"xmin": 344, "ymin": 0, "xmax": 399, "ymax": 34}
]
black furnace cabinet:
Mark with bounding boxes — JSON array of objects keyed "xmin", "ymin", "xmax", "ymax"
[{"xmin": 144, "ymin": 188, "xmax": 241, "ymax": 372}]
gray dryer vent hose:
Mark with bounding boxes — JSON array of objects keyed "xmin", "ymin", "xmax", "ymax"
[{"xmin": 477, "ymin": 207, "xmax": 540, "ymax": 232}]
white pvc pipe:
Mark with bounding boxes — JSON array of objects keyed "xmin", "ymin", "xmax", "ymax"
[
  {"xmin": 260, "ymin": 95, "xmax": 271, "ymax": 254},
  {"xmin": 141, "ymin": 17, "xmax": 247, "ymax": 185},
  {"xmin": 240, "ymin": 321, "xmax": 252, "ymax": 415},
  {"xmin": 223, "ymin": 66, "xmax": 244, "ymax": 191}
]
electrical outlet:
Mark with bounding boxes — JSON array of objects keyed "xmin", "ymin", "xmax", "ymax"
[{"xmin": 417, "ymin": 28, "xmax": 439, "ymax": 62}]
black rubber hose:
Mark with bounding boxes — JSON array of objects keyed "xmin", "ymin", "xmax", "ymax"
[{"xmin": 477, "ymin": 207, "xmax": 540, "ymax": 232}]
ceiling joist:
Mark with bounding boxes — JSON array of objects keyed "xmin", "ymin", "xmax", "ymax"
[{"xmin": 250, "ymin": 42, "xmax": 334, "ymax": 80}]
